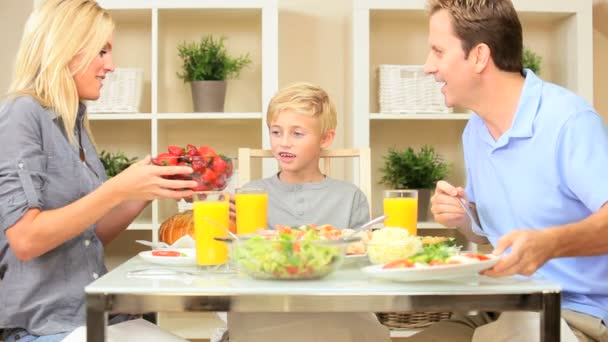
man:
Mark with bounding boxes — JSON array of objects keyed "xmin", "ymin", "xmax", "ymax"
[{"xmin": 417, "ymin": 0, "xmax": 608, "ymax": 341}]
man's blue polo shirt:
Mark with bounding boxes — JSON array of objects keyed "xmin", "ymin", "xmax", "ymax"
[{"xmin": 463, "ymin": 70, "xmax": 608, "ymax": 322}]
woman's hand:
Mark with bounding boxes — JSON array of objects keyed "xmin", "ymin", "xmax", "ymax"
[{"xmin": 107, "ymin": 155, "xmax": 197, "ymax": 201}]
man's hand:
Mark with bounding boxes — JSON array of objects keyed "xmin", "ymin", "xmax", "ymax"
[
  {"xmin": 430, "ymin": 180, "xmax": 468, "ymax": 228},
  {"xmin": 482, "ymin": 229, "xmax": 556, "ymax": 277},
  {"xmin": 430, "ymin": 180, "xmax": 488, "ymax": 245}
]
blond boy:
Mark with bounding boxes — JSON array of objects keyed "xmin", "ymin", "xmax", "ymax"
[{"xmin": 227, "ymin": 83, "xmax": 390, "ymax": 342}]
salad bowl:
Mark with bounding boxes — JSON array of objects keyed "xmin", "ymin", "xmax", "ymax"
[{"xmin": 222, "ymin": 226, "xmax": 359, "ymax": 280}]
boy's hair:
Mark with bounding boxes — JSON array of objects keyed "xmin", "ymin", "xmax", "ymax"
[
  {"xmin": 8, "ymin": 0, "xmax": 114, "ymax": 146},
  {"xmin": 427, "ymin": 0, "xmax": 523, "ymax": 73},
  {"xmin": 266, "ymin": 82, "xmax": 337, "ymax": 135}
]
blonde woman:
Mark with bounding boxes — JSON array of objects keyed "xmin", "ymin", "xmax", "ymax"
[{"xmin": 0, "ymin": 1, "xmax": 195, "ymax": 341}]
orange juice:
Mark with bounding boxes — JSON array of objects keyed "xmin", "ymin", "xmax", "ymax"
[
  {"xmin": 383, "ymin": 197, "xmax": 418, "ymax": 236},
  {"xmin": 193, "ymin": 199, "xmax": 229, "ymax": 266},
  {"xmin": 235, "ymin": 192, "xmax": 268, "ymax": 235}
]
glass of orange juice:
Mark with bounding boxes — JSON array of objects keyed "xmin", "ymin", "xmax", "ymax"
[
  {"xmin": 235, "ymin": 187, "xmax": 268, "ymax": 235},
  {"xmin": 193, "ymin": 191, "xmax": 230, "ymax": 270},
  {"xmin": 383, "ymin": 190, "xmax": 418, "ymax": 236}
]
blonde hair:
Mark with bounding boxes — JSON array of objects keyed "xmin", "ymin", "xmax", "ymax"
[
  {"xmin": 426, "ymin": 0, "xmax": 522, "ymax": 72},
  {"xmin": 266, "ymin": 82, "xmax": 337, "ymax": 135},
  {"xmin": 8, "ymin": 0, "xmax": 114, "ymax": 145}
]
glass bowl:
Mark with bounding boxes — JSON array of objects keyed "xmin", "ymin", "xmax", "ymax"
[
  {"xmin": 229, "ymin": 234, "xmax": 354, "ymax": 280},
  {"xmin": 152, "ymin": 155, "xmax": 234, "ymax": 191}
]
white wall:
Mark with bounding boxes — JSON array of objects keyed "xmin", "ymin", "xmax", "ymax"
[
  {"xmin": 0, "ymin": 0, "xmax": 32, "ymax": 95},
  {"xmin": 594, "ymin": 0, "xmax": 608, "ymax": 121}
]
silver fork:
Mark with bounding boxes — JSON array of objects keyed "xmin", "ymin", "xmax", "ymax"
[{"xmin": 456, "ymin": 197, "xmax": 483, "ymax": 232}]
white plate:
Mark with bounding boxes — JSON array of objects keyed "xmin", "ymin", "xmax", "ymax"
[
  {"xmin": 345, "ymin": 254, "xmax": 368, "ymax": 261},
  {"xmin": 362, "ymin": 254, "xmax": 499, "ymax": 282},
  {"xmin": 138, "ymin": 248, "xmax": 196, "ymax": 266}
]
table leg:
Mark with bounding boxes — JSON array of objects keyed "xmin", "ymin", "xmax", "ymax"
[
  {"xmin": 540, "ymin": 292, "xmax": 561, "ymax": 342},
  {"xmin": 86, "ymin": 293, "xmax": 108, "ymax": 342}
]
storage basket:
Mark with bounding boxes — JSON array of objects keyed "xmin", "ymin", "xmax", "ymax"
[
  {"xmin": 376, "ymin": 311, "xmax": 452, "ymax": 329},
  {"xmin": 378, "ymin": 64, "xmax": 452, "ymax": 114},
  {"xmin": 87, "ymin": 68, "xmax": 143, "ymax": 113}
]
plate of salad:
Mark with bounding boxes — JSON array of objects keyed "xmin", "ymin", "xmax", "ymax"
[
  {"xmin": 361, "ymin": 243, "xmax": 499, "ymax": 282},
  {"xmin": 138, "ymin": 248, "xmax": 196, "ymax": 266}
]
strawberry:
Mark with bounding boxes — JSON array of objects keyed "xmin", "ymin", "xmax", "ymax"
[
  {"xmin": 211, "ymin": 156, "xmax": 227, "ymax": 174},
  {"xmin": 191, "ymin": 175, "xmax": 210, "ymax": 191},
  {"xmin": 201, "ymin": 168, "xmax": 217, "ymax": 182},
  {"xmin": 212, "ymin": 177, "xmax": 226, "ymax": 190},
  {"xmin": 221, "ymin": 155, "xmax": 233, "ymax": 177},
  {"xmin": 198, "ymin": 145, "xmax": 217, "ymax": 159},
  {"xmin": 167, "ymin": 145, "xmax": 183, "ymax": 156},
  {"xmin": 191, "ymin": 157, "xmax": 207, "ymax": 173},
  {"xmin": 156, "ymin": 152, "xmax": 177, "ymax": 166},
  {"xmin": 186, "ymin": 144, "xmax": 199, "ymax": 156}
]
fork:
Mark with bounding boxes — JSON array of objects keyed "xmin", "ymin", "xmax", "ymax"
[{"xmin": 456, "ymin": 197, "xmax": 483, "ymax": 232}]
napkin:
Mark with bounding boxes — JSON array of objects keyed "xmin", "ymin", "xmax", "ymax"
[
  {"xmin": 61, "ymin": 318, "xmax": 188, "ymax": 342},
  {"xmin": 170, "ymin": 235, "xmax": 195, "ymax": 249},
  {"xmin": 472, "ymin": 312, "xmax": 577, "ymax": 342}
]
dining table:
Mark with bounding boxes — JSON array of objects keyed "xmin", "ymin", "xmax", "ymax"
[{"xmin": 85, "ymin": 256, "xmax": 562, "ymax": 342}]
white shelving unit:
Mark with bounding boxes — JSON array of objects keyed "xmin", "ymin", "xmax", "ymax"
[
  {"xmin": 91, "ymin": 0, "xmax": 278, "ymax": 238},
  {"xmin": 351, "ymin": 0, "xmax": 593, "ymax": 223}
]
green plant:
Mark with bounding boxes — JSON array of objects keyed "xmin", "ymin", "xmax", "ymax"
[
  {"xmin": 522, "ymin": 47, "xmax": 542, "ymax": 74},
  {"xmin": 379, "ymin": 145, "xmax": 450, "ymax": 189},
  {"xmin": 177, "ymin": 35, "xmax": 252, "ymax": 82},
  {"xmin": 99, "ymin": 150, "xmax": 138, "ymax": 178}
]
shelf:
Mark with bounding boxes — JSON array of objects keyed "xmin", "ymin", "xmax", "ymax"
[
  {"xmin": 390, "ymin": 329, "xmax": 422, "ymax": 337},
  {"xmin": 352, "ymin": 0, "xmax": 592, "ymax": 219},
  {"xmin": 418, "ymin": 221, "xmax": 449, "ymax": 229},
  {"xmin": 127, "ymin": 223, "xmax": 156, "ymax": 231},
  {"xmin": 89, "ymin": 113, "xmax": 153, "ymax": 120},
  {"xmin": 98, "ymin": 0, "xmax": 275, "ymax": 10},
  {"xmin": 371, "ymin": 113, "xmax": 471, "ymax": 120},
  {"xmin": 155, "ymin": 112, "xmax": 262, "ymax": 120},
  {"xmin": 357, "ymin": 0, "xmax": 583, "ymax": 13}
]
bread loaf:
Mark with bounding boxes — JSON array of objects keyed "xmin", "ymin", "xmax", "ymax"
[{"xmin": 158, "ymin": 210, "xmax": 194, "ymax": 245}]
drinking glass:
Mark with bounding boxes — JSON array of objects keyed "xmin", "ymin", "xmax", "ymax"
[
  {"xmin": 235, "ymin": 187, "xmax": 268, "ymax": 235},
  {"xmin": 383, "ymin": 189, "xmax": 418, "ymax": 236},
  {"xmin": 193, "ymin": 191, "xmax": 230, "ymax": 271}
]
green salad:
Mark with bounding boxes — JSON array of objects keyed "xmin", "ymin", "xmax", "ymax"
[{"xmin": 233, "ymin": 228, "xmax": 343, "ymax": 280}]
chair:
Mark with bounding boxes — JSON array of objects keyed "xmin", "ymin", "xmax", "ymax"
[{"xmin": 237, "ymin": 147, "xmax": 372, "ymax": 212}]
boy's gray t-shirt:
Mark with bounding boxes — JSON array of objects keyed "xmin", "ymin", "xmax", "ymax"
[{"xmin": 244, "ymin": 174, "xmax": 370, "ymax": 229}]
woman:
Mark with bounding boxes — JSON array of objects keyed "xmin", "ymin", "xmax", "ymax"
[{"xmin": 0, "ymin": 1, "xmax": 195, "ymax": 341}]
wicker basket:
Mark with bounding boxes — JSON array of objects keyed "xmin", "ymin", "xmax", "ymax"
[
  {"xmin": 378, "ymin": 64, "xmax": 452, "ymax": 114},
  {"xmin": 87, "ymin": 68, "xmax": 143, "ymax": 113},
  {"xmin": 376, "ymin": 311, "xmax": 452, "ymax": 330}
]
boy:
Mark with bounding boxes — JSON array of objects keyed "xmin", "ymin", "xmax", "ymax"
[{"xmin": 227, "ymin": 82, "xmax": 390, "ymax": 342}]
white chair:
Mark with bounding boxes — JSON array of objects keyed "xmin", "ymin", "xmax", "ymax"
[{"xmin": 237, "ymin": 147, "xmax": 372, "ymax": 213}]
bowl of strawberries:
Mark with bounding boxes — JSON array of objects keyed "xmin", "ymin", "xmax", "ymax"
[{"xmin": 152, "ymin": 144, "xmax": 233, "ymax": 191}]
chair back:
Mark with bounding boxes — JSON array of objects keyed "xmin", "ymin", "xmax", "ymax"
[{"xmin": 237, "ymin": 148, "xmax": 372, "ymax": 212}]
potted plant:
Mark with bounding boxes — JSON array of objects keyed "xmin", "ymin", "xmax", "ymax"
[
  {"xmin": 379, "ymin": 145, "xmax": 450, "ymax": 221},
  {"xmin": 99, "ymin": 150, "xmax": 138, "ymax": 178},
  {"xmin": 177, "ymin": 35, "xmax": 252, "ymax": 112},
  {"xmin": 522, "ymin": 46, "xmax": 542, "ymax": 75}
]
